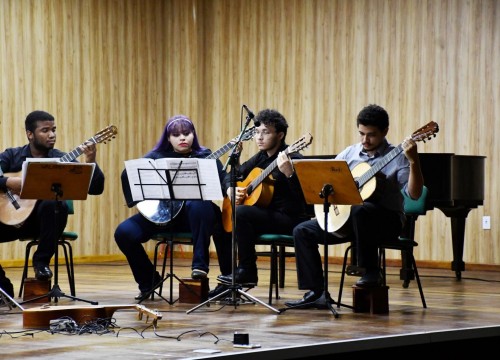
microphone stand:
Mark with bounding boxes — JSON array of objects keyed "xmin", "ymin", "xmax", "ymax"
[{"xmin": 187, "ymin": 112, "xmax": 280, "ymax": 314}]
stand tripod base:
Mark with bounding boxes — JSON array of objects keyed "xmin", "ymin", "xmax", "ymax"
[
  {"xmin": 20, "ymin": 284, "xmax": 98, "ymax": 305},
  {"xmin": 0, "ymin": 287, "xmax": 24, "ymax": 311},
  {"xmin": 186, "ymin": 284, "xmax": 281, "ymax": 314}
]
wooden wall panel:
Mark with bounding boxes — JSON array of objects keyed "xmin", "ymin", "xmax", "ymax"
[{"xmin": 0, "ymin": 0, "xmax": 498, "ymax": 269}]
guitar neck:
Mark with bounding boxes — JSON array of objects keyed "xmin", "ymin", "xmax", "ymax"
[
  {"xmin": 207, "ymin": 127, "xmax": 255, "ymax": 160},
  {"xmin": 356, "ymin": 144, "xmax": 403, "ymax": 188},
  {"xmin": 207, "ymin": 141, "xmax": 234, "ymax": 160},
  {"xmin": 59, "ymin": 139, "xmax": 97, "ymax": 163},
  {"xmin": 247, "ymin": 147, "xmax": 291, "ymax": 194}
]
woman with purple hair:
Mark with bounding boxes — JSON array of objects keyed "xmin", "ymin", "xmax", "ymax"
[{"xmin": 115, "ymin": 114, "xmax": 231, "ymax": 301}]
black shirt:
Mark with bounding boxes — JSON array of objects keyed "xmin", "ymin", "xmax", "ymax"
[
  {"xmin": 223, "ymin": 143, "xmax": 311, "ymax": 221},
  {"xmin": 0, "ymin": 144, "xmax": 105, "ymax": 195}
]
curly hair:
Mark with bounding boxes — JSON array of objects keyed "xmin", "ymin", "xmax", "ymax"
[
  {"xmin": 356, "ymin": 104, "xmax": 389, "ymax": 132},
  {"xmin": 255, "ymin": 109, "xmax": 289, "ymax": 142}
]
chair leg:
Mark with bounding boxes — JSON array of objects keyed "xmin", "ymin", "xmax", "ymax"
[
  {"xmin": 60, "ymin": 240, "xmax": 76, "ymax": 296},
  {"xmin": 67, "ymin": 241, "xmax": 76, "ymax": 296},
  {"xmin": 337, "ymin": 245, "xmax": 352, "ymax": 308},
  {"xmin": 408, "ymin": 251, "xmax": 427, "ymax": 308},
  {"xmin": 400, "ymin": 247, "xmax": 415, "ymax": 288},
  {"xmin": 278, "ymin": 246, "xmax": 286, "ymax": 289},
  {"xmin": 269, "ymin": 244, "xmax": 279, "ymax": 305},
  {"xmin": 59, "ymin": 242, "xmax": 72, "ymax": 295},
  {"xmin": 153, "ymin": 239, "xmax": 167, "ymax": 300},
  {"xmin": 19, "ymin": 241, "xmax": 36, "ymax": 298},
  {"xmin": 379, "ymin": 248, "xmax": 387, "ymax": 286}
]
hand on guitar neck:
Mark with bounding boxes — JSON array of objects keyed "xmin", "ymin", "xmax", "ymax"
[
  {"xmin": 315, "ymin": 121, "xmax": 439, "ymax": 236},
  {"xmin": 0, "ymin": 125, "xmax": 117, "ymax": 227},
  {"xmin": 222, "ymin": 133, "xmax": 313, "ymax": 232}
]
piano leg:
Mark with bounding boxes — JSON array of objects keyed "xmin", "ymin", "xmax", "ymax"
[{"xmin": 440, "ymin": 208, "xmax": 472, "ymax": 280}]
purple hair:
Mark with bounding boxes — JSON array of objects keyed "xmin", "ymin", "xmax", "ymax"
[{"xmin": 152, "ymin": 114, "xmax": 205, "ymax": 154}]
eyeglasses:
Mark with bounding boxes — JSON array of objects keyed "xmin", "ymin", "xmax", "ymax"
[{"xmin": 254, "ymin": 129, "xmax": 275, "ymax": 137}]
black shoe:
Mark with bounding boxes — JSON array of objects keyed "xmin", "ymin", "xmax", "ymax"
[
  {"xmin": 208, "ymin": 283, "xmax": 229, "ymax": 299},
  {"xmin": 33, "ymin": 264, "xmax": 53, "ymax": 281},
  {"xmin": 134, "ymin": 291, "xmax": 151, "ymax": 301},
  {"xmin": 355, "ymin": 271, "xmax": 383, "ymax": 287},
  {"xmin": 217, "ymin": 267, "xmax": 258, "ymax": 285},
  {"xmin": 284, "ymin": 290, "xmax": 324, "ymax": 309},
  {"xmin": 191, "ymin": 269, "xmax": 208, "ymax": 279},
  {"xmin": 135, "ymin": 273, "xmax": 163, "ymax": 300}
]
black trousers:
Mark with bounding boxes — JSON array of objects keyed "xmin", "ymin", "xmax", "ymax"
[
  {"xmin": 293, "ymin": 202, "xmax": 402, "ymax": 291},
  {"xmin": 233, "ymin": 205, "xmax": 299, "ymax": 270},
  {"xmin": 0, "ymin": 200, "xmax": 69, "ymax": 266}
]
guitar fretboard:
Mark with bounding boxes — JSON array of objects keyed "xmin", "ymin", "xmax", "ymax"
[
  {"xmin": 59, "ymin": 137, "xmax": 99, "ymax": 163},
  {"xmin": 356, "ymin": 144, "xmax": 403, "ymax": 188}
]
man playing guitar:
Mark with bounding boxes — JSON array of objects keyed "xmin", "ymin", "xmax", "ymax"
[
  {"xmin": 214, "ymin": 109, "xmax": 312, "ymax": 298},
  {"xmin": 0, "ymin": 110, "xmax": 105, "ymax": 282},
  {"xmin": 285, "ymin": 104, "xmax": 425, "ymax": 309}
]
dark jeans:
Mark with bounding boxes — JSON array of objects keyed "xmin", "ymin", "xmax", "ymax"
[
  {"xmin": 293, "ymin": 202, "xmax": 402, "ymax": 291},
  {"xmin": 114, "ymin": 200, "xmax": 230, "ymax": 292},
  {"xmin": 0, "ymin": 200, "xmax": 69, "ymax": 266}
]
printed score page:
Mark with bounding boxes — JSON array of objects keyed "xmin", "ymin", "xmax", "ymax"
[{"xmin": 125, "ymin": 158, "xmax": 223, "ymax": 201}]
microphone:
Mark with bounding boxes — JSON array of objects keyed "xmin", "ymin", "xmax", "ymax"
[{"xmin": 243, "ymin": 105, "xmax": 260, "ymax": 126}]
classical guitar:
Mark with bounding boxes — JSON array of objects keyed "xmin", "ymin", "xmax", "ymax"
[
  {"xmin": 137, "ymin": 126, "xmax": 256, "ymax": 225},
  {"xmin": 22, "ymin": 303, "xmax": 162, "ymax": 329},
  {"xmin": 222, "ymin": 133, "xmax": 314, "ymax": 232},
  {"xmin": 0, "ymin": 125, "xmax": 118, "ymax": 226},
  {"xmin": 315, "ymin": 121, "xmax": 439, "ymax": 236}
]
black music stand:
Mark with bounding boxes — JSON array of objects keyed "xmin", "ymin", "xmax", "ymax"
[
  {"xmin": 0, "ymin": 286, "xmax": 24, "ymax": 312},
  {"xmin": 283, "ymin": 159, "xmax": 362, "ymax": 317},
  {"xmin": 18, "ymin": 161, "xmax": 97, "ymax": 305},
  {"xmin": 187, "ymin": 112, "xmax": 280, "ymax": 315},
  {"xmin": 127, "ymin": 158, "xmax": 223, "ymax": 305}
]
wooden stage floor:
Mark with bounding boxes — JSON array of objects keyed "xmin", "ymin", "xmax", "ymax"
[{"xmin": 1, "ymin": 258, "xmax": 500, "ymax": 359}]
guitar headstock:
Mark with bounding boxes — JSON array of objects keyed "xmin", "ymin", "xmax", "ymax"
[
  {"xmin": 241, "ymin": 126, "xmax": 256, "ymax": 141},
  {"xmin": 230, "ymin": 126, "xmax": 256, "ymax": 143},
  {"xmin": 287, "ymin": 133, "xmax": 314, "ymax": 154},
  {"xmin": 135, "ymin": 304, "xmax": 163, "ymax": 322},
  {"xmin": 93, "ymin": 125, "xmax": 118, "ymax": 144},
  {"xmin": 411, "ymin": 121, "xmax": 439, "ymax": 142}
]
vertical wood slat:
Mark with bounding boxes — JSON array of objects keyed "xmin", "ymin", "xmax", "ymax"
[{"xmin": 0, "ymin": 0, "xmax": 498, "ymax": 268}]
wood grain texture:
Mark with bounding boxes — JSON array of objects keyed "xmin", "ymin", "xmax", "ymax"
[
  {"xmin": 0, "ymin": 0, "xmax": 498, "ymax": 268},
  {"xmin": 1, "ymin": 260, "xmax": 500, "ymax": 358}
]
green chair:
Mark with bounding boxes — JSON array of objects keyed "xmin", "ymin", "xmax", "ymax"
[
  {"xmin": 19, "ymin": 200, "xmax": 78, "ymax": 297},
  {"xmin": 256, "ymin": 234, "xmax": 295, "ymax": 305},
  {"xmin": 337, "ymin": 186, "xmax": 428, "ymax": 309}
]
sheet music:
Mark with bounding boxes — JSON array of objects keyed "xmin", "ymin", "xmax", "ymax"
[
  {"xmin": 125, "ymin": 158, "xmax": 223, "ymax": 201},
  {"xmin": 21, "ymin": 158, "xmax": 96, "ymax": 190}
]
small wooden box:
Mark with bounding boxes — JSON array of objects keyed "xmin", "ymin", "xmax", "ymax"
[
  {"xmin": 352, "ymin": 285, "xmax": 389, "ymax": 314},
  {"xmin": 179, "ymin": 278, "xmax": 209, "ymax": 303},
  {"xmin": 23, "ymin": 278, "xmax": 51, "ymax": 303}
]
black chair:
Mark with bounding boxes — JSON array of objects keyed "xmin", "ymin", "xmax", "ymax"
[
  {"xmin": 256, "ymin": 234, "xmax": 295, "ymax": 304},
  {"xmin": 337, "ymin": 186, "xmax": 428, "ymax": 309},
  {"xmin": 19, "ymin": 200, "xmax": 78, "ymax": 297},
  {"xmin": 149, "ymin": 231, "xmax": 193, "ymax": 303}
]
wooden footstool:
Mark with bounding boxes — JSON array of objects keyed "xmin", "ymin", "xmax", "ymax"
[{"xmin": 352, "ymin": 285, "xmax": 389, "ymax": 314}]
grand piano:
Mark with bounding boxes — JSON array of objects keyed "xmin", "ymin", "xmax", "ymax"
[{"xmin": 419, "ymin": 153, "xmax": 486, "ymax": 279}]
